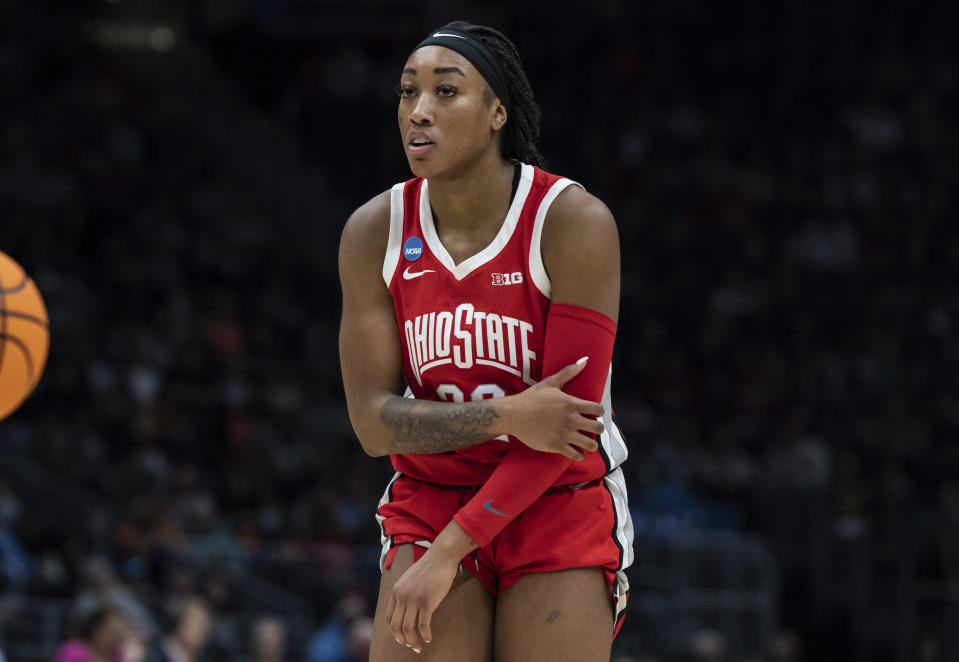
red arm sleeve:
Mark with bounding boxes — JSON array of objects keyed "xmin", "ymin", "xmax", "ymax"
[{"xmin": 452, "ymin": 303, "xmax": 616, "ymax": 547}]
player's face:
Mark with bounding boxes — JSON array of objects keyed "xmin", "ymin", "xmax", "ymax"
[{"xmin": 398, "ymin": 46, "xmax": 507, "ymax": 179}]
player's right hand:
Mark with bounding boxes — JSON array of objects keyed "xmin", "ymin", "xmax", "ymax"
[{"xmin": 506, "ymin": 358, "xmax": 604, "ymax": 460}]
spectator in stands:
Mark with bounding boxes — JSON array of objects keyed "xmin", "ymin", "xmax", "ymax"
[
  {"xmin": 690, "ymin": 629, "xmax": 726, "ymax": 662},
  {"xmin": 769, "ymin": 629, "xmax": 801, "ymax": 662},
  {"xmin": 0, "ymin": 476, "xmax": 30, "ymax": 591},
  {"xmin": 53, "ymin": 606, "xmax": 132, "ymax": 662},
  {"xmin": 145, "ymin": 597, "xmax": 212, "ymax": 662},
  {"xmin": 305, "ymin": 591, "xmax": 369, "ymax": 662},
  {"xmin": 344, "ymin": 615, "xmax": 372, "ymax": 662},
  {"xmin": 916, "ymin": 632, "xmax": 941, "ymax": 662},
  {"xmin": 246, "ymin": 615, "xmax": 287, "ymax": 662},
  {"xmin": 71, "ymin": 556, "xmax": 156, "ymax": 637},
  {"xmin": 120, "ymin": 625, "xmax": 148, "ymax": 662},
  {"xmin": 121, "ymin": 624, "xmax": 149, "ymax": 662}
]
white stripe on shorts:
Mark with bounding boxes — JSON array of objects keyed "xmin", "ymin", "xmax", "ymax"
[
  {"xmin": 376, "ymin": 471, "xmax": 403, "ymax": 570},
  {"xmin": 603, "ymin": 466, "xmax": 634, "ymax": 627}
]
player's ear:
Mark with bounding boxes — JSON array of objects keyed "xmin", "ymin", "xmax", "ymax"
[{"xmin": 492, "ymin": 100, "xmax": 507, "ymax": 131}]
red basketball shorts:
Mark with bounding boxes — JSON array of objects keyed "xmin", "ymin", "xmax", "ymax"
[{"xmin": 375, "ymin": 467, "xmax": 633, "ymax": 636}]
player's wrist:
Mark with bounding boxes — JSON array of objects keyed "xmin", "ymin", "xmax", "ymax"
[
  {"xmin": 429, "ymin": 520, "xmax": 478, "ymax": 564},
  {"xmin": 489, "ymin": 394, "xmax": 519, "ymax": 438}
]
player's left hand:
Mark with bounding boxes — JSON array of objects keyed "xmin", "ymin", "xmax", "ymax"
[{"xmin": 387, "ymin": 548, "xmax": 460, "ymax": 652}]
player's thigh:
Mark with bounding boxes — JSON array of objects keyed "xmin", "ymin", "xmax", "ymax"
[
  {"xmin": 494, "ymin": 566, "xmax": 614, "ymax": 662},
  {"xmin": 370, "ymin": 544, "xmax": 494, "ymax": 662}
]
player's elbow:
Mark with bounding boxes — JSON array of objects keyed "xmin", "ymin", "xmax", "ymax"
[
  {"xmin": 356, "ymin": 433, "xmax": 391, "ymax": 457},
  {"xmin": 344, "ymin": 390, "xmax": 397, "ymax": 457},
  {"xmin": 348, "ymin": 410, "xmax": 391, "ymax": 457}
]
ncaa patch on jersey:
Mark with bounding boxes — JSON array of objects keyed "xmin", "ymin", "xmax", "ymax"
[{"xmin": 403, "ymin": 236, "xmax": 424, "ymax": 261}]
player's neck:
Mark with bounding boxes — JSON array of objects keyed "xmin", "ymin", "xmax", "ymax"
[{"xmin": 426, "ymin": 152, "xmax": 515, "ymax": 235}]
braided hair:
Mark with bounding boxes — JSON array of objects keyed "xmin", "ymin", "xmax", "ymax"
[{"xmin": 434, "ymin": 20, "xmax": 546, "ymax": 168}]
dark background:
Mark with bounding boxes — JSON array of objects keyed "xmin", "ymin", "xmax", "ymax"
[{"xmin": 1, "ymin": 0, "xmax": 958, "ymax": 660}]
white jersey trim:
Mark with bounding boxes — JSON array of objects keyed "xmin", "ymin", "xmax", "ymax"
[
  {"xmin": 599, "ymin": 365, "xmax": 629, "ymax": 470},
  {"xmin": 419, "ymin": 163, "xmax": 535, "ymax": 281},
  {"xmin": 529, "ymin": 178, "xmax": 584, "ymax": 299},
  {"xmin": 382, "ymin": 182, "xmax": 407, "ymax": 287}
]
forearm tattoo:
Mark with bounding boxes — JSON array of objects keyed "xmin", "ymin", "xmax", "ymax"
[{"xmin": 380, "ymin": 397, "xmax": 501, "ymax": 454}]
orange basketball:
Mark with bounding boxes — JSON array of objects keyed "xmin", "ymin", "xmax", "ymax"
[{"xmin": 0, "ymin": 251, "xmax": 50, "ymax": 421}]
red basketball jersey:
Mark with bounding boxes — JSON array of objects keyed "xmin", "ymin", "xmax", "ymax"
[{"xmin": 383, "ymin": 163, "xmax": 627, "ymax": 485}]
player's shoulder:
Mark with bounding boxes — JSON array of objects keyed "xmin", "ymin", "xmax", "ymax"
[
  {"xmin": 339, "ymin": 189, "xmax": 393, "ymax": 262},
  {"xmin": 541, "ymin": 179, "xmax": 618, "ymax": 256},
  {"xmin": 343, "ymin": 189, "xmax": 392, "ymax": 240},
  {"xmin": 547, "ymin": 181, "xmax": 616, "ymax": 231}
]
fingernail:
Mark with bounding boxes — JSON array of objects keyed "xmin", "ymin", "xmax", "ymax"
[
  {"xmin": 576, "ymin": 356, "xmax": 589, "ymax": 365},
  {"xmin": 413, "ymin": 648, "xmax": 421, "ymax": 654}
]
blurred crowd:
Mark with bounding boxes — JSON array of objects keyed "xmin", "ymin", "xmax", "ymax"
[
  {"xmin": 1, "ymin": 0, "xmax": 958, "ymax": 660},
  {"xmin": 34, "ymin": 578, "xmax": 372, "ymax": 662}
]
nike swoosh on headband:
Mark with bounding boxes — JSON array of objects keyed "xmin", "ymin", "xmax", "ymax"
[{"xmin": 432, "ymin": 32, "xmax": 466, "ymax": 39}]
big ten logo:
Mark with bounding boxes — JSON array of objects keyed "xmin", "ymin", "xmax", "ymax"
[{"xmin": 491, "ymin": 272, "xmax": 523, "ymax": 286}]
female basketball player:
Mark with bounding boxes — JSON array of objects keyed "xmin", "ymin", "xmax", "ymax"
[{"xmin": 338, "ymin": 21, "xmax": 632, "ymax": 662}]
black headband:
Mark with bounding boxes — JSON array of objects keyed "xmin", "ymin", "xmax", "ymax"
[{"xmin": 412, "ymin": 28, "xmax": 512, "ymax": 109}]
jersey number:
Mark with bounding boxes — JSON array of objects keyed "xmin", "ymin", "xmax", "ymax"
[{"xmin": 436, "ymin": 383, "xmax": 506, "ymax": 403}]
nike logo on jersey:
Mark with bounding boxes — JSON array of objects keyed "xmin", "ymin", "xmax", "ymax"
[
  {"xmin": 403, "ymin": 267, "xmax": 436, "ymax": 280},
  {"xmin": 483, "ymin": 500, "xmax": 510, "ymax": 517}
]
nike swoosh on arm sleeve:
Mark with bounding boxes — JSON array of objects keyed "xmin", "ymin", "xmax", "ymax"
[{"xmin": 453, "ymin": 304, "xmax": 616, "ymax": 546}]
